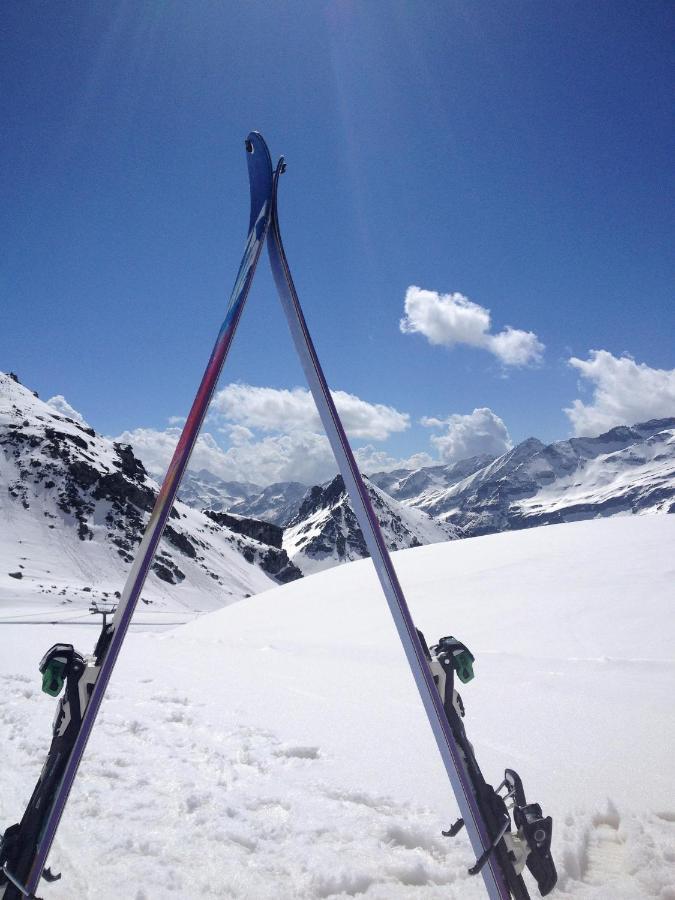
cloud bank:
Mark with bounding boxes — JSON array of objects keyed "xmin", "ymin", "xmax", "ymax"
[
  {"xmin": 116, "ymin": 384, "xmax": 415, "ymax": 486},
  {"xmin": 400, "ymin": 287, "xmax": 544, "ymax": 366},
  {"xmin": 565, "ymin": 350, "xmax": 675, "ymax": 436},
  {"xmin": 212, "ymin": 384, "xmax": 409, "ymax": 441},
  {"xmin": 421, "ymin": 407, "xmax": 512, "ymax": 463}
]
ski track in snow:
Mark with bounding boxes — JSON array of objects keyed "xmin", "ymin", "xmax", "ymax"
[{"xmin": 2, "ymin": 517, "xmax": 675, "ymax": 898}]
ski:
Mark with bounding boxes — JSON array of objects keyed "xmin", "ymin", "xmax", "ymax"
[
  {"xmin": 0, "ymin": 132, "xmax": 274, "ymax": 900},
  {"xmin": 266, "ymin": 160, "xmax": 555, "ymax": 899}
]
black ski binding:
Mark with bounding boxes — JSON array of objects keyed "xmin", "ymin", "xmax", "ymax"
[
  {"xmin": 503, "ymin": 770, "xmax": 556, "ymax": 896},
  {"xmin": 0, "ymin": 638, "xmax": 93, "ymax": 900},
  {"xmin": 419, "ymin": 630, "xmax": 558, "ymax": 898}
]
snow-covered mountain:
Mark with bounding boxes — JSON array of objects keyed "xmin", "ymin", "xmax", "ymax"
[
  {"xmin": 283, "ymin": 474, "xmax": 460, "ymax": 574},
  {"xmin": 228, "ymin": 481, "xmax": 309, "ymax": 527},
  {"xmin": 369, "ymin": 454, "xmax": 496, "ymax": 501},
  {"xmin": 178, "ymin": 469, "xmax": 259, "ymax": 513},
  {"xmin": 179, "ymin": 471, "xmax": 307, "ymax": 526},
  {"xmin": 370, "ymin": 420, "xmax": 675, "ymax": 536},
  {"xmin": 0, "ymin": 372, "xmax": 299, "ymax": 616}
]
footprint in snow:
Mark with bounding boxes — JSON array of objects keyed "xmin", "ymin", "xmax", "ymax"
[{"xmin": 274, "ymin": 744, "xmax": 321, "ymax": 760}]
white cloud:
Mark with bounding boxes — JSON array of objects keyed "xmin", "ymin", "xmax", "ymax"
[
  {"xmin": 487, "ymin": 326, "xmax": 544, "ymax": 367},
  {"xmin": 114, "ymin": 428, "xmax": 225, "ymax": 480},
  {"xmin": 211, "ymin": 384, "xmax": 409, "ymax": 441},
  {"xmin": 115, "ymin": 384, "xmax": 413, "ymax": 487},
  {"xmin": 353, "ymin": 445, "xmax": 435, "ymax": 475},
  {"xmin": 114, "ymin": 426, "xmax": 340, "ymax": 486},
  {"xmin": 223, "ymin": 424, "xmax": 255, "ymax": 446},
  {"xmin": 46, "ymin": 395, "xmax": 88, "ymax": 426},
  {"xmin": 565, "ymin": 350, "xmax": 675, "ymax": 436},
  {"xmin": 422, "ymin": 407, "xmax": 512, "ymax": 463},
  {"xmin": 400, "ymin": 286, "xmax": 544, "ymax": 367}
]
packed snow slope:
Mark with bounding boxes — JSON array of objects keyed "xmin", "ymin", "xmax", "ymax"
[{"xmin": 1, "ymin": 516, "xmax": 673, "ymax": 898}]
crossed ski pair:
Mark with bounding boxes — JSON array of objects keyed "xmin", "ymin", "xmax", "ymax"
[{"xmin": 0, "ymin": 133, "xmax": 555, "ymax": 900}]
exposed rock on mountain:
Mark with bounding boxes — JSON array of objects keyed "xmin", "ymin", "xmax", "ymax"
[
  {"xmin": 283, "ymin": 474, "xmax": 460, "ymax": 574},
  {"xmin": 203, "ymin": 510, "xmax": 302, "ymax": 583}
]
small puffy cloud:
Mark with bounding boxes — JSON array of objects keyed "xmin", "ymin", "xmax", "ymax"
[
  {"xmin": 46, "ymin": 395, "xmax": 88, "ymax": 425},
  {"xmin": 221, "ymin": 431, "xmax": 338, "ymax": 485},
  {"xmin": 565, "ymin": 350, "xmax": 675, "ymax": 436},
  {"xmin": 400, "ymin": 286, "xmax": 544, "ymax": 367},
  {"xmin": 212, "ymin": 383, "xmax": 409, "ymax": 441},
  {"xmin": 422, "ymin": 407, "xmax": 512, "ymax": 464},
  {"xmin": 400, "ymin": 288, "xmax": 491, "ymax": 348}
]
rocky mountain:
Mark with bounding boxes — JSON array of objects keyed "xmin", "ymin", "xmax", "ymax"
[
  {"xmin": 179, "ymin": 471, "xmax": 307, "ymax": 526},
  {"xmin": 0, "ymin": 372, "xmax": 300, "ymax": 616},
  {"xmin": 371, "ymin": 420, "xmax": 675, "ymax": 536},
  {"xmin": 283, "ymin": 474, "xmax": 460, "ymax": 574}
]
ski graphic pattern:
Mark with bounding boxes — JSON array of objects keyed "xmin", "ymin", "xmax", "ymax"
[
  {"xmin": 266, "ymin": 160, "xmax": 512, "ymax": 900},
  {"xmin": 2, "ymin": 133, "xmax": 274, "ymax": 899}
]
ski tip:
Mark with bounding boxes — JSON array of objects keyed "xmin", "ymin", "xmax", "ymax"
[
  {"xmin": 243, "ymin": 132, "xmax": 274, "ymax": 231},
  {"xmin": 244, "ymin": 131, "xmax": 272, "ymax": 162}
]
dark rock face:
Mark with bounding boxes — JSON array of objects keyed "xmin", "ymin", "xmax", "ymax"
[
  {"xmin": 204, "ymin": 510, "xmax": 283, "ymax": 549},
  {"xmin": 291, "ymin": 478, "xmax": 368, "ymax": 562},
  {"xmin": 204, "ymin": 510, "xmax": 302, "ymax": 583},
  {"xmin": 294, "ymin": 475, "xmax": 348, "ymax": 520}
]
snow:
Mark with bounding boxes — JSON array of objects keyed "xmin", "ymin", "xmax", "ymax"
[{"xmin": 1, "ymin": 516, "xmax": 674, "ymax": 898}]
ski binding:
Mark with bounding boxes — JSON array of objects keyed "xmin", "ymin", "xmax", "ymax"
[{"xmin": 420, "ymin": 632, "xmax": 557, "ymax": 898}]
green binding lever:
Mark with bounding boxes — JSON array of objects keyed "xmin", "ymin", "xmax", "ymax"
[
  {"xmin": 41, "ymin": 658, "xmax": 67, "ymax": 697},
  {"xmin": 38, "ymin": 644, "xmax": 77, "ymax": 697},
  {"xmin": 437, "ymin": 636, "xmax": 475, "ymax": 684}
]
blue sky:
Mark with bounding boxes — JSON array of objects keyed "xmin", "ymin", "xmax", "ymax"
[{"xmin": 2, "ymin": 1, "xmax": 674, "ymax": 485}]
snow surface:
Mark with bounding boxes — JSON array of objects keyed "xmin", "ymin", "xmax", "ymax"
[{"xmin": 1, "ymin": 516, "xmax": 674, "ymax": 898}]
